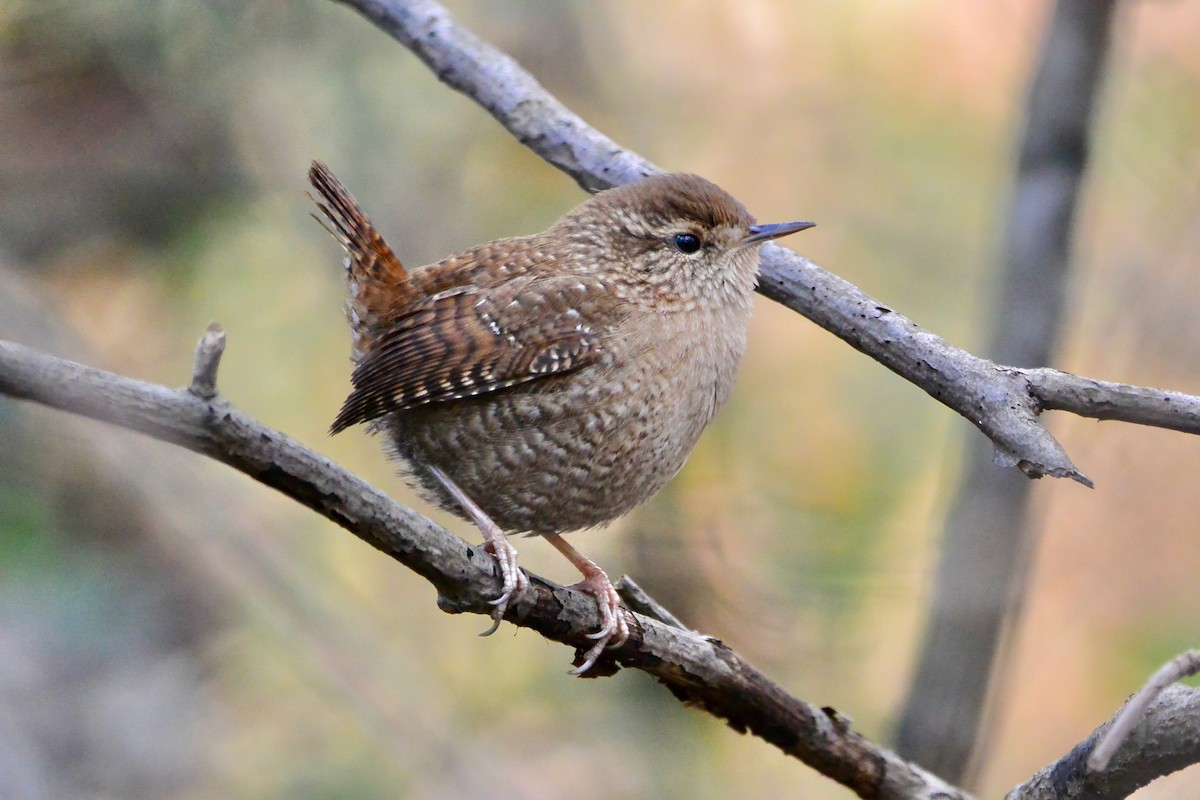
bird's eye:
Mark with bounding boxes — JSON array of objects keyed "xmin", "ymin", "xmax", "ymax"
[{"xmin": 672, "ymin": 233, "xmax": 702, "ymax": 254}]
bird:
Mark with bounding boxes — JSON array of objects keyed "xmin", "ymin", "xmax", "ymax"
[{"xmin": 308, "ymin": 160, "xmax": 813, "ymax": 673}]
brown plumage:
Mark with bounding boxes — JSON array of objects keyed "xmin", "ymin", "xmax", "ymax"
[{"xmin": 308, "ymin": 160, "xmax": 813, "ymax": 672}]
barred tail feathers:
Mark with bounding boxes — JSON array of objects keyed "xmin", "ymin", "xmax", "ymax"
[{"xmin": 308, "ymin": 160, "xmax": 412, "ymax": 355}]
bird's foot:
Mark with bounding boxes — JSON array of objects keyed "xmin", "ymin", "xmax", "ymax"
[
  {"xmin": 427, "ymin": 465, "xmax": 529, "ymax": 636},
  {"xmin": 481, "ymin": 535, "xmax": 530, "ymax": 636},
  {"xmin": 543, "ymin": 533, "xmax": 629, "ymax": 675},
  {"xmin": 568, "ymin": 566, "xmax": 629, "ymax": 675}
]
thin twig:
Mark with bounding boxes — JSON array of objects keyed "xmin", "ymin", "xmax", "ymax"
[
  {"xmin": 189, "ymin": 322, "xmax": 226, "ymax": 400},
  {"xmin": 1027, "ymin": 369, "xmax": 1200, "ymax": 434},
  {"xmin": 1089, "ymin": 650, "xmax": 1200, "ymax": 773},
  {"xmin": 616, "ymin": 576, "xmax": 689, "ymax": 631}
]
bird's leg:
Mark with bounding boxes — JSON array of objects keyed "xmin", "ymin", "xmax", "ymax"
[
  {"xmin": 427, "ymin": 466, "xmax": 529, "ymax": 636},
  {"xmin": 543, "ymin": 533, "xmax": 629, "ymax": 674}
]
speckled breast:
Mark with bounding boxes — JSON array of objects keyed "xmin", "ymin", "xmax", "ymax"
[{"xmin": 382, "ymin": 320, "xmax": 746, "ymax": 536}]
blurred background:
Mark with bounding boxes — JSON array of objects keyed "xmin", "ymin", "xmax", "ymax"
[{"xmin": 1, "ymin": 1, "xmax": 1199, "ymax": 798}]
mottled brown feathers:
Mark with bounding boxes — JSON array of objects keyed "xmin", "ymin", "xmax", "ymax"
[
  {"xmin": 308, "ymin": 161, "xmax": 811, "ymax": 536},
  {"xmin": 330, "ymin": 273, "xmax": 612, "ymax": 433}
]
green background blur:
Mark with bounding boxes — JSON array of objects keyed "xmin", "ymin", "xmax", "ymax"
[{"xmin": 1, "ymin": 2, "xmax": 1199, "ymax": 798}]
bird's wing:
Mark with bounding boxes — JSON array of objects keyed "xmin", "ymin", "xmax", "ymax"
[{"xmin": 330, "ymin": 273, "xmax": 619, "ymax": 432}]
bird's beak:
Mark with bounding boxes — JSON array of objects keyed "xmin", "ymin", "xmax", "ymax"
[{"xmin": 740, "ymin": 220, "xmax": 816, "ymax": 246}]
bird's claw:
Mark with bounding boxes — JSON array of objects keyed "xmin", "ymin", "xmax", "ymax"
[
  {"xmin": 479, "ymin": 536, "xmax": 529, "ymax": 637},
  {"xmin": 568, "ymin": 568, "xmax": 629, "ymax": 675}
]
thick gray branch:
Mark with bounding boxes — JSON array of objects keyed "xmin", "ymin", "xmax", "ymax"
[
  {"xmin": 0, "ymin": 337, "xmax": 968, "ymax": 800},
  {"xmin": 330, "ymin": 0, "xmax": 1200, "ymax": 488}
]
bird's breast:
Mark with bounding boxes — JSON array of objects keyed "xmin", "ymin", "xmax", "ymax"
[{"xmin": 387, "ymin": 304, "xmax": 751, "ymax": 535}]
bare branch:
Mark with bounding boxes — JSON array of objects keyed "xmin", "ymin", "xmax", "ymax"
[
  {"xmin": 1008, "ymin": 684, "xmax": 1200, "ymax": 800},
  {"xmin": 0, "ymin": 336, "xmax": 971, "ymax": 800},
  {"xmin": 327, "ymin": 0, "xmax": 1200, "ymax": 487},
  {"xmin": 7, "ymin": 336, "xmax": 1198, "ymax": 798},
  {"xmin": 1089, "ymin": 651, "xmax": 1200, "ymax": 773}
]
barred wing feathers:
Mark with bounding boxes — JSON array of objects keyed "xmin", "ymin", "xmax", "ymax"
[{"xmin": 330, "ymin": 274, "xmax": 615, "ymax": 433}]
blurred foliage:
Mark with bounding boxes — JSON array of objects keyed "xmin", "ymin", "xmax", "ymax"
[{"xmin": 1, "ymin": 1, "xmax": 1199, "ymax": 799}]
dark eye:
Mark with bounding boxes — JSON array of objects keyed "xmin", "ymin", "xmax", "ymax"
[{"xmin": 672, "ymin": 233, "xmax": 701, "ymax": 254}]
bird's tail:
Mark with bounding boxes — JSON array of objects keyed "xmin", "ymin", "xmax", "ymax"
[{"xmin": 308, "ymin": 160, "xmax": 412, "ymax": 357}]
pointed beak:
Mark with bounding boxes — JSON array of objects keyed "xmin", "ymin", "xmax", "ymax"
[{"xmin": 740, "ymin": 220, "xmax": 816, "ymax": 246}]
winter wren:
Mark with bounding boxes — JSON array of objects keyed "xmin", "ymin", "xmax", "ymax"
[{"xmin": 308, "ymin": 161, "xmax": 813, "ymax": 672}]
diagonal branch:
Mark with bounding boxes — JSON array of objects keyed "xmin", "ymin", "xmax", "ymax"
[
  {"xmin": 330, "ymin": 0, "xmax": 1200, "ymax": 488},
  {"xmin": 338, "ymin": 0, "xmax": 655, "ymax": 192},
  {"xmin": 7, "ymin": 333, "xmax": 1200, "ymax": 797},
  {"xmin": 0, "ymin": 335, "xmax": 970, "ymax": 800}
]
